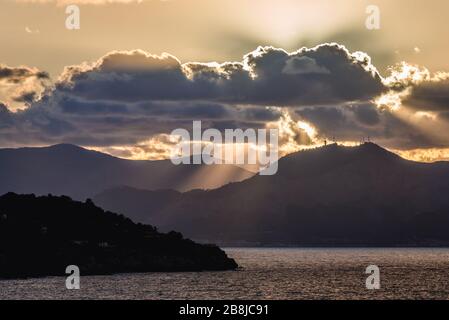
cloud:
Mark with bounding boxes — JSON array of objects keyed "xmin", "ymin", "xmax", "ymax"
[
  {"xmin": 58, "ymin": 44, "xmax": 386, "ymax": 106},
  {"xmin": 294, "ymin": 103, "xmax": 438, "ymax": 149},
  {"xmin": 0, "ymin": 65, "xmax": 48, "ymax": 83},
  {"xmin": 1, "ymin": 44, "xmax": 449, "ymax": 160},
  {"xmin": 0, "ymin": 91, "xmax": 278, "ymax": 148},
  {"xmin": 373, "ymin": 63, "xmax": 449, "ymax": 146},
  {"xmin": 394, "ymin": 147, "xmax": 449, "ymax": 163},
  {"xmin": 25, "ymin": 27, "xmax": 40, "ymax": 34},
  {"xmin": 91, "ymin": 134, "xmax": 179, "ymax": 160},
  {"xmin": 404, "ymin": 76, "xmax": 449, "ymax": 112},
  {"xmin": 0, "ymin": 43, "xmax": 383, "ymax": 148},
  {"xmin": 351, "ymin": 103, "xmax": 381, "ymax": 126},
  {"xmin": 282, "ymin": 56, "xmax": 330, "ymax": 75},
  {"xmin": 0, "ymin": 64, "xmax": 50, "ymax": 111}
]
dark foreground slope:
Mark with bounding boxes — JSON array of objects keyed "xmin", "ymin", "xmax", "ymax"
[
  {"xmin": 95, "ymin": 143, "xmax": 449, "ymax": 246},
  {"xmin": 0, "ymin": 144, "xmax": 254, "ymax": 200},
  {"xmin": 0, "ymin": 193, "xmax": 237, "ymax": 279}
]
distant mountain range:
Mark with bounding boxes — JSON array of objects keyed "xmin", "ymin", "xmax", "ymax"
[
  {"xmin": 3, "ymin": 142, "xmax": 449, "ymax": 246},
  {"xmin": 94, "ymin": 143, "xmax": 449, "ymax": 246},
  {"xmin": 0, "ymin": 144, "xmax": 254, "ymax": 200}
]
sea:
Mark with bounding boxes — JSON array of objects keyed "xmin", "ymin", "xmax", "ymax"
[{"xmin": 1, "ymin": 248, "xmax": 449, "ymax": 300}]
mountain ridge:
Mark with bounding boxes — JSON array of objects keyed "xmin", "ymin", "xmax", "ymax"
[
  {"xmin": 94, "ymin": 143, "xmax": 449, "ymax": 246},
  {"xmin": 0, "ymin": 143, "xmax": 254, "ymax": 200}
]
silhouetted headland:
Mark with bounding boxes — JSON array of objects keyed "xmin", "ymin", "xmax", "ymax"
[{"xmin": 0, "ymin": 193, "xmax": 238, "ymax": 279}]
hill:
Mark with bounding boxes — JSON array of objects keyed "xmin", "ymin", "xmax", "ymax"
[
  {"xmin": 94, "ymin": 143, "xmax": 449, "ymax": 246},
  {"xmin": 0, "ymin": 193, "xmax": 237, "ymax": 279},
  {"xmin": 0, "ymin": 144, "xmax": 254, "ymax": 200}
]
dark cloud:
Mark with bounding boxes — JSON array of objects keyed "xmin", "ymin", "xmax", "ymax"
[
  {"xmin": 350, "ymin": 104, "xmax": 381, "ymax": 126},
  {"xmin": 404, "ymin": 78, "xmax": 449, "ymax": 112},
  {"xmin": 0, "ymin": 93, "xmax": 280, "ymax": 148},
  {"xmin": 0, "ymin": 44, "xmax": 386, "ymax": 147},
  {"xmin": 295, "ymin": 103, "xmax": 440, "ymax": 149},
  {"xmin": 296, "ymin": 106, "xmax": 346, "ymax": 134},
  {"xmin": 137, "ymin": 101, "xmax": 231, "ymax": 119},
  {"xmin": 58, "ymin": 44, "xmax": 386, "ymax": 106},
  {"xmin": 0, "ymin": 44, "xmax": 448, "ymax": 152},
  {"xmin": 439, "ymin": 111, "xmax": 449, "ymax": 121},
  {"xmin": 0, "ymin": 103, "xmax": 13, "ymax": 128},
  {"xmin": 13, "ymin": 91, "xmax": 38, "ymax": 103},
  {"xmin": 241, "ymin": 106, "xmax": 282, "ymax": 122},
  {"xmin": 0, "ymin": 65, "xmax": 49, "ymax": 83},
  {"xmin": 0, "ymin": 64, "xmax": 51, "ymax": 108},
  {"xmin": 241, "ymin": 45, "xmax": 386, "ymax": 105}
]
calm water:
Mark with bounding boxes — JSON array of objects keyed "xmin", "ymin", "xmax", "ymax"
[{"xmin": 1, "ymin": 248, "xmax": 449, "ymax": 300}]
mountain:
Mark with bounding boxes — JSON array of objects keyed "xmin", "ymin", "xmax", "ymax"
[
  {"xmin": 0, "ymin": 193, "xmax": 237, "ymax": 279},
  {"xmin": 94, "ymin": 186, "xmax": 183, "ymax": 225},
  {"xmin": 0, "ymin": 144, "xmax": 254, "ymax": 200},
  {"xmin": 94, "ymin": 143, "xmax": 449, "ymax": 246}
]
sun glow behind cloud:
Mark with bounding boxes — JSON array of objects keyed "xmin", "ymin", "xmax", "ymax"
[
  {"xmin": 393, "ymin": 148, "xmax": 449, "ymax": 163},
  {"xmin": 374, "ymin": 62, "xmax": 431, "ymax": 112}
]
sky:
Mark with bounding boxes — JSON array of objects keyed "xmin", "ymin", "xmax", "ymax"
[{"xmin": 1, "ymin": 0, "xmax": 449, "ymax": 162}]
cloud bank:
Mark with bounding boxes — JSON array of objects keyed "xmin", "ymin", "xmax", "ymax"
[
  {"xmin": 1, "ymin": 43, "xmax": 449, "ymax": 160},
  {"xmin": 58, "ymin": 44, "xmax": 385, "ymax": 106}
]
